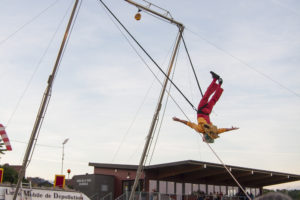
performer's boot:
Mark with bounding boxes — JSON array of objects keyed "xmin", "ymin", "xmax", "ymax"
[
  {"xmin": 218, "ymin": 78, "xmax": 223, "ymax": 85},
  {"xmin": 210, "ymin": 71, "xmax": 220, "ymax": 80}
]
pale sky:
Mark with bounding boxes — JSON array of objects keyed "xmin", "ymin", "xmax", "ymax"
[{"xmin": 0, "ymin": 0, "xmax": 299, "ymax": 190}]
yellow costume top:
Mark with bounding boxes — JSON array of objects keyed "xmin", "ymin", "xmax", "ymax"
[{"xmin": 186, "ymin": 117, "xmax": 227, "ymax": 137}]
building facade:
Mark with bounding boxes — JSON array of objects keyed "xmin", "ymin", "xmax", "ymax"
[{"xmin": 87, "ymin": 160, "xmax": 300, "ymax": 199}]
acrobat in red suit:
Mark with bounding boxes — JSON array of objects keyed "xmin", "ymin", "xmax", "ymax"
[{"xmin": 173, "ymin": 71, "xmax": 238, "ymax": 143}]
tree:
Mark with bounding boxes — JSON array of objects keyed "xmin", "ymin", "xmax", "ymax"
[
  {"xmin": 0, "ymin": 139, "xmax": 7, "ymax": 155},
  {"xmin": 288, "ymin": 190, "xmax": 300, "ymax": 200}
]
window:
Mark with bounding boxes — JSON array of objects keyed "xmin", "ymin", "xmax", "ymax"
[
  {"xmin": 176, "ymin": 183, "xmax": 182, "ymax": 195},
  {"xmin": 228, "ymin": 186, "xmax": 234, "ymax": 196},
  {"xmin": 149, "ymin": 180, "xmax": 157, "ymax": 192},
  {"xmin": 207, "ymin": 185, "xmax": 214, "ymax": 194},
  {"xmin": 184, "ymin": 183, "xmax": 192, "ymax": 195},
  {"xmin": 220, "ymin": 186, "xmax": 226, "ymax": 195},
  {"xmin": 159, "ymin": 181, "xmax": 166, "ymax": 194},
  {"xmin": 200, "ymin": 184, "xmax": 206, "ymax": 194},
  {"xmin": 255, "ymin": 188, "xmax": 260, "ymax": 196},
  {"xmin": 214, "ymin": 185, "xmax": 220, "ymax": 193},
  {"xmin": 167, "ymin": 182, "xmax": 175, "ymax": 194},
  {"xmin": 233, "ymin": 187, "xmax": 238, "ymax": 195},
  {"xmin": 176, "ymin": 183, "xmax": 183, "ymax": 200},
  {"xmin": 101, "ymin": 185, "xmax": 108, "ymax": 192},
  {"xmin": 192, "ymin": 184, "xmax": 199, "ymax": 192}
]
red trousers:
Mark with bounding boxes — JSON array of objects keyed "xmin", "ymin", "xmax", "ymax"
[{"xmin": 197, "ymin": 78, "xmax": 223, "ymax": 124}]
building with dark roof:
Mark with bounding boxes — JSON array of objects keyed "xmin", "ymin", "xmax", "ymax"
[{"xmin": 88, "ymin": 160, "xmax": 300, "ymax": 199}]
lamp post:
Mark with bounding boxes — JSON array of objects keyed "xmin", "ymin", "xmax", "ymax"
[
  {"xmin": 61, "ymin": 138, "xmax": 69, "ymax": 174},
  {"xmin": 67, "ymin": 169, "xmax": 71, "ymax": 179}
]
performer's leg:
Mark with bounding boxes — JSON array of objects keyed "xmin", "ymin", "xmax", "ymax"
[
  {"xmin": 205, "ymin": 85, "xmax": 224, "ymax": 113},
  {"xmin": 198, "ymin": 78, "xmax": 218, "ymax": 109}
]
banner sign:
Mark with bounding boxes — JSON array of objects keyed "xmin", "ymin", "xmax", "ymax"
[{"xmin": 2, "ymin": 186, "xmax": 89, "ymax": 200}]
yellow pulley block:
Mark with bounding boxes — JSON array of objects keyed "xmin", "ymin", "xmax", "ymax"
[{"xmin": 135, "ymin": 12, "xmax": 141, "ymax": 21}]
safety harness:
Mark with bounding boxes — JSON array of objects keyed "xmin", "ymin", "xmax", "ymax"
[{"xmin": 197, "ymin": 103, "xmax": 209, "ymax": 115}]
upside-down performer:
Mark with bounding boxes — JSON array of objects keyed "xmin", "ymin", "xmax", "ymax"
[{"xmin": 173, "ymin": 71, "xmax": 238, "ymax": 143}]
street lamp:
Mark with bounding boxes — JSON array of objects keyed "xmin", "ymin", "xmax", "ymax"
[{"xmin": 61, "ymin": 138, "xmax": 69, "ymax": 174}]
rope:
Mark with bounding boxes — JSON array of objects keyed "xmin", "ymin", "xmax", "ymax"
[
  {"xmin": 52, "ymin": 0, "xmax": 82, "ymax": 82},
  {"xmin": 27, "ymin": 0, "xmax": 82, "ymax": 168},
  {"xmin": 5, "ymin": 0, "xmax": 75, "ymax": 128},
  {"xmin": 181, "ymin": 35, "xmax": 220, "ymax": 116},
  {"xmin": 181, "ymin": 36, "xmax": 204, "ymax": 97},
  {"xmin": 0, "ymin": 0, "xmax": 60, "ymax": 47},
  {"xmin": 111, "ymin": 79, "xmax": 155, "ymax": 163},
  {"xmin": 0, "ymin": 0, "xmax": 61, "ymax": 82},
  {"xmin": 98, "ymin": 0, "xmax": 197, "ymax": 112},
  {"xmin": 98, "ymin": 0, "xmax": 191, "ymax": 121},
  {"xmin": 186, "ymin": 28, "xmax": 300, "ymax": 98},
  {"xmin": 148, "ymin": 41, "xmax": 181, "ymax": 165},
  {"xmin": 181, "ymin": 23, "xmax": 252, "ymax": 200},
  {"xmin": 111, "ymin": 28, "xmax": 183, "ymax": 163},
  {"xmin": 180, "ymin": 28, "xmax": 250, "ymax": 198},
  {"xmin": 99, "ymin": 1, "xmax": 250, "ymax": 198},
  {"xmin": 11, "ymin": 139, "xmax": 61, "ymax": 149},
  {"xmin": 27, "ymin": 89, "xmax": 51, "ymax": 168},
  {"xmin": 205, "ymin": 142, "xmax": 252, "ymax": 200}
]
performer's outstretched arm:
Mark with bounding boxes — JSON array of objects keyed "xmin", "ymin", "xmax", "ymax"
[
  {"xmin": 173, "ymin": 116, "xmax": 205, "ymax": 134},
  {"xmin": 217, "ymin": 126, "xmax": 239, "ymax": 134},
  {"xmin": 172, "ymin": 117, "xmax": 188, "ymax": 125}
]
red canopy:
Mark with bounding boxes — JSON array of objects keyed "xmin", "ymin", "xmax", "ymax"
[{"xmin": 0, "ymin": 124, "xmax": 12, "ymax": 151}]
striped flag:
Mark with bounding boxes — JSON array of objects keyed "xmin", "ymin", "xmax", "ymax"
[{"xmin": 0, "ymin": 124, "xmax": 12, "ymax": 151}]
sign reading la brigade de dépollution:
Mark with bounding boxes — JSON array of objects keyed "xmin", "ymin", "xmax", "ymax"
[{"xmin": 2, "ymin": 186, "xmax": 90, "ymax": 200}]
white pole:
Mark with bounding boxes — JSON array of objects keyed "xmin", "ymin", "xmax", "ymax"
[{"xmin": 61, "ymin": 138, "xmax": 69, "ymax": 174}]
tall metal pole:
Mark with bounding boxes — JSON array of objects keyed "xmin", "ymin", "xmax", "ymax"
[
  {"xmin": 125, "ymin": 2, "xmax": 185, "ymax": 200},
  {"xmin": 129, "ymin": 27, "xmax": 183, "ymax": 200},
  {"xmin": 61, "ymin": 144, "xmax": 65, "ymax": 174},
  {"xmin": 12, "ymin": 1, "xmax": 79, "ymax": 200}
]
